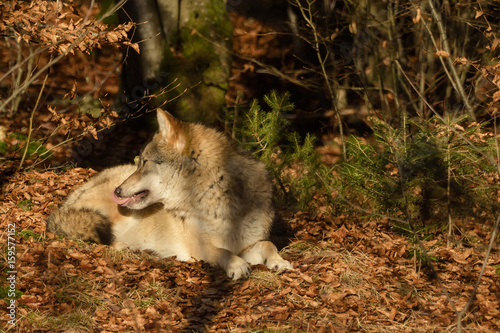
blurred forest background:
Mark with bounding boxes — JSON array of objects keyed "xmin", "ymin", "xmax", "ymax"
[{"xmin": 1, "ymin": 0, "xmax": 500, "ymax": 331}]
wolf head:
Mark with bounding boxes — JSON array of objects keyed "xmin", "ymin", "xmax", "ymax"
[{"xmin": 112, "ymin": 109, "xmax": 193, "ymax": 210}]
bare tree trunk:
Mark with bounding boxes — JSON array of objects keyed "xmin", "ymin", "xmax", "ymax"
[{"xmin": 119, "ymin": 0, "xmax": 232, "ymax": 124}]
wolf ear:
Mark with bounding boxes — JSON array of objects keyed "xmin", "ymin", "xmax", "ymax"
[{"xmin": 156, "ymin": 108, "xmax": 187, "ymax": 153}]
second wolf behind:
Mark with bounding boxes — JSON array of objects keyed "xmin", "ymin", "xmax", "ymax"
[{"xmin": 47, "ymin": 109, "xmax": 292, "ymax": 280}]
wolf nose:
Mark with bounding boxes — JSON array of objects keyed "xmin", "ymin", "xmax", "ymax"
[{"xmin": 114, "ymin": 187, "xmax": 122, "ymax": 198}]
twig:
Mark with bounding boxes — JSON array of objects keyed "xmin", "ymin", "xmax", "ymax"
[
  {"xmin": 446, "ymin": 124, "xmax": 453, "ymax": 247},
  {"xmin": 192, "ymin": 28, "xmax": 318, "ymax": 91},
  {"xmin": 294, "ymin": 0, "xmax": 346, "ymax": 160},
  {"xmin": 424, "ymin": 0, "xmax": 476, "ymax": 121},
  {"xmin": 394, "ymin": 60, "xmax": 497, "ymax": 171},
  {"xmin": 457, "ymin": 212, "xmax": 499, "ymax": 333},
  {"xmin": 17, "ymin": 70, "xmax": 49, "ymax": 171}
]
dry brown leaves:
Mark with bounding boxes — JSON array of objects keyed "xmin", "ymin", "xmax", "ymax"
[
  {"xmin": 0, "ymin": 0, "xmax": 137, "ymax": 55},
  {"xmin": 1, "ymin": 167, "xmax": 499, "ymax": 332}
]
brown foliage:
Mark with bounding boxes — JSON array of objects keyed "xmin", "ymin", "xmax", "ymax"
[
  {"xmin": 0, "ymin": 167, "xmax": 499, "ymax": 332},
  {"xmin": 0, "ymin": 0, "xmax": 137, "ymax": 55}
]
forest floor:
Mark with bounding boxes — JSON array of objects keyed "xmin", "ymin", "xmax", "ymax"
[
  {"xmin": 1, "ymin": 167, "xmax": 499, "ymax": 332},
  {"xmin": 1, "ymin": 6, "xmax": 500, "ymax": 333}
]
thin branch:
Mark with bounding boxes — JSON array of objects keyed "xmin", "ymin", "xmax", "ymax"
[
  {"xmin": 192, "ymin": 28, "xmax": 319, "ymax": 91},
  {"xmin": 456, "ymin": 202, "xmax": 500, "ymax": 332},
  {"xmin": 17, "ymin": 69, "xmax": 49, "ymax": 171},
  {"xmin": 425, "ymin": 0, "xmax": 476, "ymax": 121},
  {"xmin": 294, "ymin": 0, "xmax": 346, "ymax": 160},
  {"xmin": 395, "ymin": 60, "xmax": 498, "ymax": 171}
]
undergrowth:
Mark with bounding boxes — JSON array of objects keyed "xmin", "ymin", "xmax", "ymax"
[
  {"xmin": 234, "ymin": 90, "xmax": 328, "ymax": 209},
  {"xmin": 341, "ymin": 116, "xmax": 500, "ymax": 231},
  {"xmin": 238, "ymin": 90, "xmax": 500, "ymax": 260}
]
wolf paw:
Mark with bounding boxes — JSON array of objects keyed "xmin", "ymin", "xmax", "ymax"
[
  {"xmin": 265, "ymin": 257, "xmax": 293, "ymax": 272},
  {"xmin": 226, "ymin": 256, "xmax": 251, "ymax": 280}
]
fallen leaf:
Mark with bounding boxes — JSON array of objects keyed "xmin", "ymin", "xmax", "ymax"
[{"xmin": 436, "ymin": 50, "xmax": 450, "ymax": 57}]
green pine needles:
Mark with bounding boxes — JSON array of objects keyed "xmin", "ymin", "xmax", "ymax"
[
  {"xmin": 234, "ymin": 90, "xmax": 499, "ymax": 231},
  {"xmin": 341, "ymin": 115, "xmax": 499, "ymax": 229},
  {"xmin": 234, "ymin": 91, "xmax": 324, "ymax": 208}
]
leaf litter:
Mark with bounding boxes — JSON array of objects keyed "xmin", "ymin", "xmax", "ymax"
[{"xmin": 0, "ymin": 166, "xmax": 499, "ymax": 332}]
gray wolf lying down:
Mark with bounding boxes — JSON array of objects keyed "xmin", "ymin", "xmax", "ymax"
[{"xmin": 47, "ymin": 109, "xmax": 292, "ymax": 280}]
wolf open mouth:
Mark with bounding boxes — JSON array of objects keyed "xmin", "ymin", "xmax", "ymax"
[{"xmin": 112, "ymin": 188, "xmax": 149, "ymax": 207}]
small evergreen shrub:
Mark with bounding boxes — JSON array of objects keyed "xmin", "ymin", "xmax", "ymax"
[
  {"xmin": 234, "ymin": 91, "xmax": 326, "ymax": 209},
  {"xmin": 341, "ymin": 115, "xmax": 499, "ymax": 228}
]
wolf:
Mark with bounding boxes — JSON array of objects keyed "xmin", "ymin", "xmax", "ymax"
[{"xmin": 47, "ymin": 109, "xmax": 292, "ymax": 280}]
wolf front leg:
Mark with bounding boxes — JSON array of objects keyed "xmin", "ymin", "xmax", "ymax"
[
  {"xmin": 200, "ymin": 243, "xmax": 251, "ymax": 280},
  {"xmin": 239, "ymin": 240, "xmax": 293, "ymax": 272}
]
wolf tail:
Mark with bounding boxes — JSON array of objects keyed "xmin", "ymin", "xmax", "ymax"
[{"xmin": 46, "ymin": 208, "xmax": 113, "ymax": 245}]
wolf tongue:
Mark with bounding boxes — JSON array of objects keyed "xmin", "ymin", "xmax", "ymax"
[
  {"xmin": 112, "ymin": 189, "xmax": 149, "ymax": 206},
  {"xmin": 112, "ymin": 191, "xmax": 133, "ymax": 206}
]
